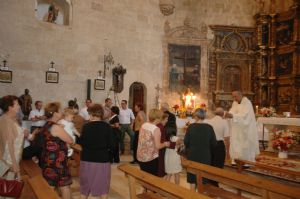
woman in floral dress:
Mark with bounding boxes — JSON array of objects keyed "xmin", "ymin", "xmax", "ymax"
[{"xmin": 39, "ymin": 102, "xmax": 74, "ymax": 199}]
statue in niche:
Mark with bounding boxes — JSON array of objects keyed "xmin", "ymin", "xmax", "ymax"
[
  {"xmin": 47, "ymin": 3, "xmax": 59, "ymax": 23},
  {"xmin": 112, "ymin": 64, "xmax": 126, "ymax": 93}
]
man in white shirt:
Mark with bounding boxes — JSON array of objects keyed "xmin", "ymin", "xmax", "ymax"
[
  {"xmin": 29, "ymin": 101, "xmax": 46, "ymax": 132},
  {"xmin": 119, "ymin": 100, "xmax": 135, "ymax": 155},
  {"xmin": 79, "ymin": 99, "xmax": 92, "ymax": 121},
  {"xmin": 224, "ymin": 90, "xmax": 260, "ymax": 164},
  {"xmin": 205, "ymin": 107, "xmax": 230, "ymax": 169}
]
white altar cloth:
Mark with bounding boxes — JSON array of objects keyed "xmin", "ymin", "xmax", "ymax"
[
  {"xmin": 176, "ymin": 117, "xmax": 194, "ymax": 139},
  {"xmin": 257, "ymin": 117, "xmax": 300, "ymax": 126}
]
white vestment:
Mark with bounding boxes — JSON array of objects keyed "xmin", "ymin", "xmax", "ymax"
[{"xmin": 229, "ymin": 97, "xmax": 260, "ymax": 162}]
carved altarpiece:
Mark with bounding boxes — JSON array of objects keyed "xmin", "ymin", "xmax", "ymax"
[
  {"xmin": 209, "ymin": 25, "xmax": 256, "ymax": 110},
  {"xmin": 255, "ymin": 0, "xmax": 300, "ymax": 114},
  {"xmin": 162, "ymin": 19, "xmax": 210, "ymax": 106}
]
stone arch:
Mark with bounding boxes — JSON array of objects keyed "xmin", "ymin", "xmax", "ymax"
[
  {"xmin": 35, "ymin": 0, "xmax": 72, "ymax": 25},
  {"xmin": 129, "ymin": 82, "xmax": 147, "ymax": 113}
]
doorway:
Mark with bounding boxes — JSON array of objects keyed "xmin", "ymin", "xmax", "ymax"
[{"xmin": 129, "ymin": 82, "xmax": 147, "ymax": 114}]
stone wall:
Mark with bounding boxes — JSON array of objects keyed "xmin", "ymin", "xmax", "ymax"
[{"xmin": 0, "ymin": 0, "xmax": 260, "ymax": 110}]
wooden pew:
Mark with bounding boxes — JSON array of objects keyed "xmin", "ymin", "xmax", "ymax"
[
  {"xmin": 69, "ymin": 143, "xmax": 82, "ymax": 176},
  {"xmin": 235, "ymin": 158, "xmax": 300, "ymax": 182},
  {"xmin": 118, "ymin": 164, "xmax": 212, "ymax": 199},
  {"xmin": 181, "ymin": 158, "xmax": 300, "ymax": 199},
  {"xmin": 20, "ymin": 160, "xmax": 60, "ymax": 199}
]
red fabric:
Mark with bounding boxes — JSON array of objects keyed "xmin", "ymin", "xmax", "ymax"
[{"xmin": 0, "ymin": 178, "xmax": 24, "ymax": 198}]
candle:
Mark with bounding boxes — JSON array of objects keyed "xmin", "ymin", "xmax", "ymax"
[{"xmin": 255, "ymin": 105, "xmax": 259, "ymax": 114}]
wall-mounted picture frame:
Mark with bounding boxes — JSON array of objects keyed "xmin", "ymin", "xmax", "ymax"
[
  {"xmin": 46, "ymin": 71, "xmax": 59, "ymax": 83},
  {"xmin": 0, "ymin": 70, "xmax": 12, "ymax": 83},
  {"xmin": 94, "ymin": 79, "xmax": 105, "ymax": 90}
]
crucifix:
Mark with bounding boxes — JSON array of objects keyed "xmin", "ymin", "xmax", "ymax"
[{"xmin": 155, "ymin": 84, "xmax": 162, "ymax": 109}]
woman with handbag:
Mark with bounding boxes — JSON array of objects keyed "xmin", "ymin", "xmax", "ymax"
[{"xmin": 0, "ymin": 95, "xmax": 26, "ymax": 198}]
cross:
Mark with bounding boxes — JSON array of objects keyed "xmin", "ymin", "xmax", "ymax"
[
  {"xmin": 98, "ymin": 70, "xmax": 102, "ymax": 78},
  {"xmin": 50, "ymin": 61, "xmax": 55, "ymax": 68},
  {"xmin": 155, "ymin": 84, "xmax": 162, "ymax": 94},
  {"xmin": 3, "ymin": 60, "xmax": 7, "ymax": 67}
]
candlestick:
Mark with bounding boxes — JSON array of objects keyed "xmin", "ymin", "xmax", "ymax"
[{"xmin": 255, "ymin": 105, "xmax": 259, "ymax": 114}]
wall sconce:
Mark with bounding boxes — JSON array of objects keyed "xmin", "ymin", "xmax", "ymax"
[
  {"xmin": 102, "ymin": 52, "xmax": 114, "ymax": 78},
  {"xmin": 0, "ymin": 60, "xmax": 10, "ymax": 71}
]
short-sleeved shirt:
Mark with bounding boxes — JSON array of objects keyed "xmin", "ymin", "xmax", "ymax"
[
  {"xmin": 205, "ymin": 115, "xmax": 229, "ymax": 141},
  {"xmin": 137, "ymin": 122, "xmax": 159, "ymax": 162},
  {"xmin": 118, "ymin": 108, "xmax": 135, "ymax": 124}
]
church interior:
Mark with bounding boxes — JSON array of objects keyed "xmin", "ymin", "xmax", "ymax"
[{"xmin": 0, "ymin": 0, "xmax": 300, "ymax": 198}]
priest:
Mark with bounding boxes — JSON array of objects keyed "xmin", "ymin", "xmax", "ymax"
[{"xmin": 224, "ymin": 90, "xmax": 260, "ymax": 164}]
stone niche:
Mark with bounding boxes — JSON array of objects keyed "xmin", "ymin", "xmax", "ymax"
[
  {"xmin": 162, "ymin": 19, "xmax": 210, "ymax": 107},
  {"xmin": 35, "ymin": 0, "xmax": 72, "ymax": 26}
]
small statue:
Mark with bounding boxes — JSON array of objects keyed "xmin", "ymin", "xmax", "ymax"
[
  {"xmin": 19, "ymin": 89, "xmax": 32, "ymax": 120},
  {"xmin": 47, "ymin": 4, "xmax": 59, "ymax": 23}
]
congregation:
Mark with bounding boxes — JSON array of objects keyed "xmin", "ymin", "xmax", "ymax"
[{"xmin": 0, "ymin": 88, "xmax": 259, "ymax": 199}]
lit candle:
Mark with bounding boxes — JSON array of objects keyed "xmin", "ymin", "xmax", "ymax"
[{"xmin": 255, "ymin": 105, "xmax": 259, "ymax": 114}]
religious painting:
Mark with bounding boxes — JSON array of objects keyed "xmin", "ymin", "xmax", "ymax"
[
  {"xmin": 94, "ymin": 79, "xmax": 105, "ymax": 90},
  {"xmin": 0, "ymin": 70, "xmax": 12, "ymax": 83},
  {"xmin": 46, "ymin": 71, "xmax": 59, "ymax": 83},
  {"xmin": 168, "ymin": 44, "xmax": 200, "ymax": 93},
  {"xmin": 277, "ymin": 86, "xmax": 292, "ymax": 104},
  {"xmin": 276, "ymin": 53, "xmax": 293, "ymax": 76}
]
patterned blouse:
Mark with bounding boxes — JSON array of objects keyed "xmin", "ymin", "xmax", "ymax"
[{"xmin": 137, "ymin": 122, "xmax": 159, "ymax": 162}]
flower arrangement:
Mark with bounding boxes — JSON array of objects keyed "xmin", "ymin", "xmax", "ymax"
[
  {"xmin": 195, "ymin": 103, "xmax": 207, "ymax": 111},
  {"xmin": 259, "ymin": 107, "xmax": 276, "ymax": 117},
  {"xmin": 272, "ymin": 129, "xmax": 299, "ymax": 151}
]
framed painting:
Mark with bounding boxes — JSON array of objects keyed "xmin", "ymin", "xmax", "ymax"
[
  {"xmin": 46, "ymin": 71, "xmax": 59, "ymax": 83},
  {"xmin": 0, "ymin": 70, "xmax": 12, "ymax": 83},
  {"xmin": 94, "ymin": 79, "xmax": 105, "ymax": 90}
]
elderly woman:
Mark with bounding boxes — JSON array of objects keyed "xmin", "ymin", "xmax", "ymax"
[
  {"xmin": 0, "ymin": 96, "xmax": 25, "ymax": 185},
  {"xmin": 137, "ymin": 109, "xmax": 170, "ymax": 176},
  {"xmin": 39, "ymin": 102, "xmax": 73, "ymax": 199},
  {"xmin": 79, "ymin": 104, "xmax": 113, "ymax": 199},
  {"xmin": 184, "ymin": 108, "xmax": 217, "ymax": 190}
]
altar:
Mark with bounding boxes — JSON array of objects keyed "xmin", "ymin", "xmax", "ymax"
[{"xmin": 256, "ymin": 117, "xmax": 300, "ymax": 151}]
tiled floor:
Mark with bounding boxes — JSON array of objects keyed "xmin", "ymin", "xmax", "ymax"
[
  {"xmin": 71, "ymin": 154, "xmax": 191, "ymax": 199},
  {"xmin": 70, "ymin": 154, "xmax": 264, "ymax": 199}
]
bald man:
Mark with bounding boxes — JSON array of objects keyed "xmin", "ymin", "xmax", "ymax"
[{"xmin": 205, "ymin": 107, "xmax": 230, "ymax": 169}]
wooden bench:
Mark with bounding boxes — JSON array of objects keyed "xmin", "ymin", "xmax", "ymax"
[
  {"xmin": 181, "ymin": 157, "xmax": 300, "ymax": 199},
  {"xmin": 20, "ymin": 160, "xmax": 60, "ymax": 199},
  {"xmin": 118, "ymin": 164, "xmax": 212, "ymax": 199}
]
